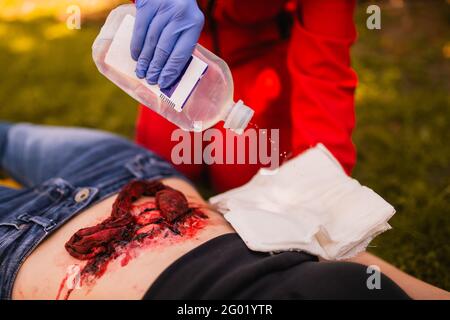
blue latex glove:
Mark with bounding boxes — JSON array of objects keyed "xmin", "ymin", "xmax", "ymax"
[{"xmin": 131, "ymin": 0, "xmax": 205, "ymax": 89}]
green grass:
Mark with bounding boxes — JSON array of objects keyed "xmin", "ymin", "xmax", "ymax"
[
  {"xmin": 352, "ymin": 1, "xmax": 450, "ymax": 290},
  {"xmin": 0, "ymin": 1, "xmax": 449, "ymax": 290},
  {"xmin": 0, "ymin": 17, "xmax": 138, "ymax": 137}
]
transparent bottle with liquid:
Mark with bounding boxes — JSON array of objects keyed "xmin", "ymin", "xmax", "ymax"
[{"xmin": 92, "ymin": 4, "xmax": 254, "ymax": 133}]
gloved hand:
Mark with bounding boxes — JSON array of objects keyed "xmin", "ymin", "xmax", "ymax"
[{"xmin": 131, "ymin": 0, "xmax": 205, "ymax": 89}]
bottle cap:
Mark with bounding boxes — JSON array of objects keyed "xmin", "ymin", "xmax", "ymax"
[{"xmin": 223, "ymin": 100, "xmax": 254, "ymax": 134}]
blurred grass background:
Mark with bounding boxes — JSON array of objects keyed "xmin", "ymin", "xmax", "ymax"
[{"xmin": 0, "ymin": 0, "xmax": 449, "ymax": 290}]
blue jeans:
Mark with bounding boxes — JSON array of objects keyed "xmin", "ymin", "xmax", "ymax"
[{"xmin": 0, "ymin": 123, "xmax": 185, "ymax": 299}]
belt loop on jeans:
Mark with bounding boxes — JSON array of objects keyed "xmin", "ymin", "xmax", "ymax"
[
  {"xmin": 38, "ymin": 177, "xmax": 74, "ymax": 201},
  {"xmin": 17, "ymin": 213, "xmax": 56, "ymax": 232},
  {"xmin": 126, "ymin": 153, "xmax": 172, "ymax": 179}
]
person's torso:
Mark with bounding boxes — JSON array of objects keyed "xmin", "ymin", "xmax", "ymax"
[{"xmin": 11, "ymin": 177, "xmax": 234, "ymax": 300}]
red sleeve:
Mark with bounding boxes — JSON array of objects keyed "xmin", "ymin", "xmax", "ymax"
[{"xmin": 288, "ymin": 0, "xmax": 357, "ymax": 174}]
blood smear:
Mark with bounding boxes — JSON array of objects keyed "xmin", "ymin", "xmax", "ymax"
[{"xmin": 56, "ymin": 201, "xmax": 208, "ymax": 300}]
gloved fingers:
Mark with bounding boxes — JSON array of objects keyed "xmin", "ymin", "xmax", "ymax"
[
  {"xmin": 135, "ymin": 12, "xmax": 172, "ymax": 79},
  {"xmin": 157, "ymin": 9, "xmax": 203, "ymax": 89},
  {"xmin": 144, "ymin": 21, "xmax": 183, "ymax": 85},
  {"xmin": 130, "ymin": 0, "xmax": 158, "ymax": 61},
  {"xmin": 158, "ymin": 29, "xmax": 199, "ymax": 89},
  {"xmin": 145, "ymin": 46, "xmax": 172, "ymax": 84},
  {"xmin": 132, "ymin": 0, "xmax": 205, "ymax": 86}
]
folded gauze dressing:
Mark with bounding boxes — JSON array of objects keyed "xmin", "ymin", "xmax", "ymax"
[{"xmin": 209, "ymin": 144, "xmax": 395, "ymax": 260}]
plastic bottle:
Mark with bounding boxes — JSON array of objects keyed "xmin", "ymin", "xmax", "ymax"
[{"xmin": 92, "ymin": 4, "xmax": 254, "ymax": 133}]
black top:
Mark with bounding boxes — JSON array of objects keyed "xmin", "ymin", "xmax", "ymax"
[{"xmin": 144, "ymin": 233, "xmax": 410, "ymax": 300}]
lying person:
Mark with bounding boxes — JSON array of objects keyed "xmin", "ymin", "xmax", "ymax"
[{"xmin": 0, "ymin": 122, "xmax": 448, "ymax": 300}]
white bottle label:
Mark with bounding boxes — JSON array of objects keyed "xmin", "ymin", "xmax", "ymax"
[{"xmin": 104, "ymin": 14, "xmax": 208, "ymax": 112}]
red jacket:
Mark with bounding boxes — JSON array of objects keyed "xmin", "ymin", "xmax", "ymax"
[{"xmin": 134, "ymin": 0, "xmax": 358, "ymax": 192}]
